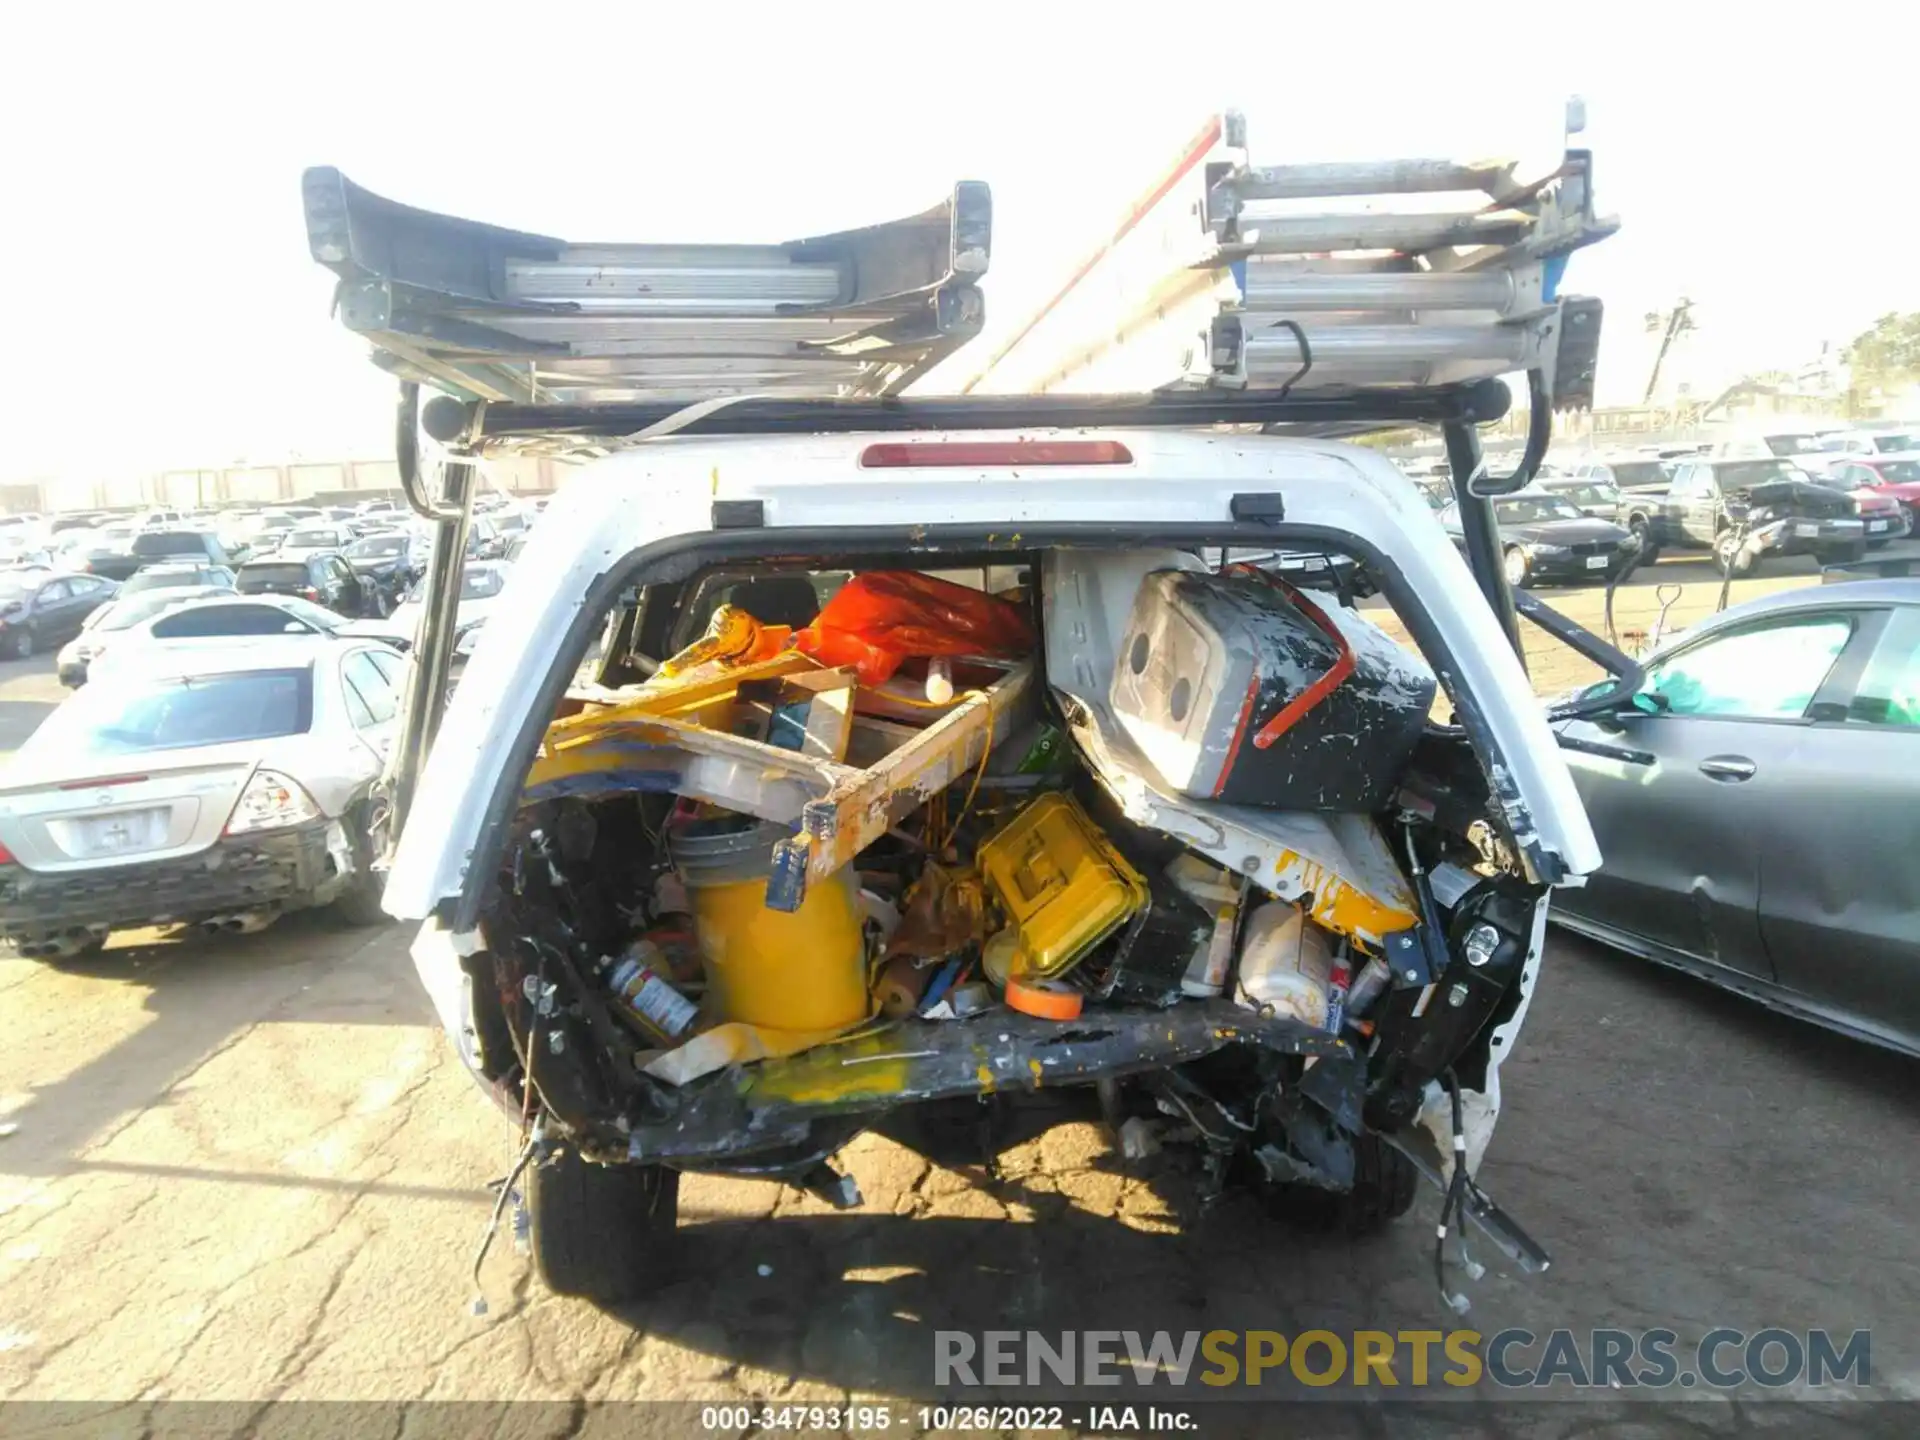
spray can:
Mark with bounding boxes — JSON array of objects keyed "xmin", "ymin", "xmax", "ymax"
[
  {"xmin": 1325, "ymin": 948, "xmax": 1352, "ymax": 1036},
  {"xmin": 606, "ymin": 942, "xmax": 698, "ymax": 1044}
]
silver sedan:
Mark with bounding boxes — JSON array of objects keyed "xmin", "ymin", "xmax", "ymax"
[
  {"xmin": 1552, "ymin": 579, "xmax": 1920, "ymax": 1053},
  {"xmin": 0, "ymin": 635, "xmax": 406, "ymax": 957}
]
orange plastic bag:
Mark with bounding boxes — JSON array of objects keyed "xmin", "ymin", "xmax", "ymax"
[{"xmin": 794, "ymin": 572, "xmax": 1033, "ymax": 685}]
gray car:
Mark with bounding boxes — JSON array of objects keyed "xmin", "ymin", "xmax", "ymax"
[
  {"xmin": 0, "ymin": 636, "xmax": 406, "ymax": 958},
  {"xmin": 1552, "ymin": 580, "xmax": 1920, "ymax": 1053}
]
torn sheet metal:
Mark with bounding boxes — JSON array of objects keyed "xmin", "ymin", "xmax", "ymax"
[
  {"xmin": 1066, "ymin": 701, "xmax": 1417, "ymax": 945},
  {"xmin": 623, "ymin": 1001, "xmax": 1343, "ymax": 1163}
]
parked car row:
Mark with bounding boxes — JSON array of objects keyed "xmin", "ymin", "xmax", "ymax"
[{"xmin": 0, "ymin": 490, "xmax": 558, "ymax": 952}]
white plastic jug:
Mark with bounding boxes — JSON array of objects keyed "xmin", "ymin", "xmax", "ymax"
[{"xmin": 1235, "ymin": 900, "xmax": 1333, "ymax": 1027}]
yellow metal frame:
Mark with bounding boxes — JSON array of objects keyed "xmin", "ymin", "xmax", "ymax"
[{"xmin": 522, "ymin": 659, "xmax": 1034, "ymax": 908}]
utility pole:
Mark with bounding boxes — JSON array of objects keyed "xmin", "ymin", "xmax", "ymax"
[{"xmin": 1643, "ymin": 297, "xmax": 1695, "ymax": 405}]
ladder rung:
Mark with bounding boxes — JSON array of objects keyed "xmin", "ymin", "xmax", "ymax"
[
  {"xmin": 1244, "ymin": 322, "xmax": 1529, "ymax": 364},
  {"xmin": 461, "ymin": 314, "xmax": 857, "ymax": 346},
  {"xmin": 1240, "ymin": 267, "xmax": 1517, "ymax": 314},
  {"xmin": 1221, "ymin": 158, "xmax": 1519, "ymax": 202},
  {"xmin": 1233, "ymin": 210, "xmax": 1535, "ymax": 256},
  {"xmin": 503, "ymin": 254, "xmax": 845, "ymax": 311}
]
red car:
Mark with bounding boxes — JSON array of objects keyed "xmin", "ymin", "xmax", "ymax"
[{"xmin": 1832, "ymin": 458, "xmax": 1920, "ymax": 527}]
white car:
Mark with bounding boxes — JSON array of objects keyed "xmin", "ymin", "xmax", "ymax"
[
  {"xmin": 56, "ymin": 584, "xmax": 233, "ymax": 687},
  {"xmin": 272, "ymin": 523, "xmax": 358, "ymax": 561},
  {"xmin": 0, "ymin": 637, "xmax": 404, "ymax": 957},
  {"xmin": 383, "ymin": 559, "xmax": 509, "ymax": 645},
  {"xmin": 82, "ymin": 593, "xmax": 352, "ymax": 683}
]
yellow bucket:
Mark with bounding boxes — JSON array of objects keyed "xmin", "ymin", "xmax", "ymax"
[{"xmin": 670, "ymin": 818, "xmax": 869, "ymax": 1032}]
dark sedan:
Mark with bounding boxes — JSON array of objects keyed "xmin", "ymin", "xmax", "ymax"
[
  {"xmin": 1438, "ymin": 489, "xmax": 1638, "ymax": 587},
  {"xmin": 343, "ymin": 532, "xmax": 427, "ymax": 611},
  {"xmin": 1553, "ymin": 580, "xmax": 1919, "ymax": 1054},
  {"xmin": 235, "ymin": 553, "xmax": 374, "ymax": 617},
  {"xmin": 0, "ymin": 572, "xmax": 120, "ymax": 660}
]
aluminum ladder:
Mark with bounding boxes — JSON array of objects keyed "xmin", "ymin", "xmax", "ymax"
[
  {"xmin": 304, "ymin": 168, "xmax": 992, "ymax": 409},
  {"xmin": 962, "ymin": 109, "xmax": 1614, "ymax": 405}
]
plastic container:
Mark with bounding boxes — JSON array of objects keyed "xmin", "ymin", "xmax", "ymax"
[
  {"xmin": 1109, "ymin": 569, "xmax": 1437, "ymax": 810},
  {"xmin": 977, "ymin": 793, "xmax": 1148, "ymax": 980},
  {"xmin": 670, "ymin": 816, "xmax": 869, "ymax": 1031},
  {"xmin": 1165, "ymin": 853, "xmax": 1242, "ymax": 997},
  {"xmin": 1234, "ymin": 900, "xmax": 1335, "ymax": 1027}
]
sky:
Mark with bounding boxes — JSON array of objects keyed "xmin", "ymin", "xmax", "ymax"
[{"xmin": 5, "ymin": 2, "xmax": 1917, "ymax": 480}]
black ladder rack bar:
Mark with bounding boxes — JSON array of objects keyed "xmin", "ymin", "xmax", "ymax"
[{"xmin": 420, "ymin": 379, "xmax": 1511, "ymax": 446}]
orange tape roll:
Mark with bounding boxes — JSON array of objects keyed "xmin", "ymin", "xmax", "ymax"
[{"xmin": 1003, "ymin": 975, "xmax": 1084, "ymax": 1021}]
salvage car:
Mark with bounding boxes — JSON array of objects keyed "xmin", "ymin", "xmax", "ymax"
[
  {"xmin": 118, "ymin": 560, "xmax": 236, "ymax": 596},
  {"xmin": 1803, "ymin": 468, "xmax": 1910, "ymax": 549},
  {"xmin": 309, "ymin": 122, "xmax": 1620, "ymax": 1306},
  {"xmin": 1437, "ymin": 487, "xmax": 1637, "ymax": 587},
  {"xmin": 344, "ymin": 531, "xmax": 429, "ymax": 611},
  {"xmin": 382, "ymin": 431, "xmax": 1601, "ymax": 1302},
  {"xmin": 235, "ymin": 553, "xmax": 375, "ymax": 616},
  {"xmin": 56, "ymin": 583, "xmax": 234, "ymax": 687},
  {"xmin": 1536, "ymin": 472, "xmax": 1627, "ymax": 525},
  {"xmin": 86, "ymin": 527, "xmax": 238, "ymax": 584},
  {"xmin": 0, "ymin": 637, "xmax": 403, "ymax": 957},
  {"xmin": 1553, "ymin": 581, "xmax": 1920, "ymax": 1055},
  {"xmin": 1831, "ymin": 458, "xmax": 1920, "ymax": 528},
  {"xmin": 0, "ymin": 571, "xmax": 119, "ymax": 660},
  {"xmin": 83, "ymin": 593, "xmax": 354, "ymax": 683},
  {"xmin": 385, "ymin": 559, "xmax": 508, "ymax": 642},
  {"xmin": 274, "ymin": 523, "xmax": 359, "ymax": 561},
  {"xmin": 1651, "ymin": 457, "xmax": 1865, "ymax": 576}
]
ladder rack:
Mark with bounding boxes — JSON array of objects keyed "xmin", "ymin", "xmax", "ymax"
[
  {"xmin": 961, "ymin": 110, "xmax": 1615, "ymax": 406},
  {"xmin": 303, "ymin": 168, "xmax": 992, "ymax": 406}
]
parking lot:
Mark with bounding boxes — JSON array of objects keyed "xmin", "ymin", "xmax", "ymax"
[{"xmin": 2, "ymin": 547, "xmax": 1917, "ymax": 1421}]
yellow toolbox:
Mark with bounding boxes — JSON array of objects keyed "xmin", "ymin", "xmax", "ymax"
[{"xmin": 978, "ymin": 793, "xmax": 1148, "ymax": 980}]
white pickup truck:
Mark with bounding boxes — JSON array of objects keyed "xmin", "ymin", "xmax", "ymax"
[{"xmin": 304, "ymin": 110, "xmax": 1623, "ymax": 1305}]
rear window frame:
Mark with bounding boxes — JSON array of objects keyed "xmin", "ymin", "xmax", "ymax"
[{"xmin": 24, "ymin": 664, "xmax": 316, "ymax": 760}]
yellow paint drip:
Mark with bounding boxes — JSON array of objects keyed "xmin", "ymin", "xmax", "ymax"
[
  {"xmin": 1272, "ymin": 848, "xmax": 1415, "ymax": 946},
  {"xmin": 750, "ymin": 1056, "xmax": 914, "ymax": 1106}
]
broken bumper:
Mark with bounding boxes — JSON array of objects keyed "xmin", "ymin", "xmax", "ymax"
[
  {"xmin": 624, "ymin": 1003, "xmax": 1343, "ymax": 1164},
  {"xmin": 1753, "ymin": 516, "xmax": 1865, "ymax": 555},
  {"xmin": 0, "ymin": 819, "xmax": 346, "ymax": 944}
]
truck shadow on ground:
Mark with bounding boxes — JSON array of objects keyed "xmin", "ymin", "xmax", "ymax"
[
  {"xmin": 1, "ymin": 913, "xmax": 431, "ymax": 1180},
  {"xmin": 631, "ymin": 1188, "xmax": 1439, "ymax": 1403}
]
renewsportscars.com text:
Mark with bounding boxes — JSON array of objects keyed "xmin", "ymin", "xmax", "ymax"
[{"xmin": 934, "ymin": 1328, "xmax": 1871, "ymax": 1391}]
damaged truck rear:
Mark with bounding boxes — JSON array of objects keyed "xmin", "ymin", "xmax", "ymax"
[{"xmin": 309, "ymin": 107, "xmax": 1622, "ymax": 1305}]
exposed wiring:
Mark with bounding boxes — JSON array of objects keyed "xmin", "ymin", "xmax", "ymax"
[
  {"xmin": 1271, "ymin": 320, "xmax": 1314, "ymax": 400},
  {"xmin": 1158, "ymin": 1088, "xmax": 1237, "ymax": 1146},
  {"xmin": 939, "ymin": 694, "xmax": 995, "ymax": 852},
  {"xmin": 1434, "ymin": 1068, "xmax": 1474, "ymax": 1315},
  {"xmin": 469, "ymin": 1132, "xmax": 538, "ymax": 1317}
]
